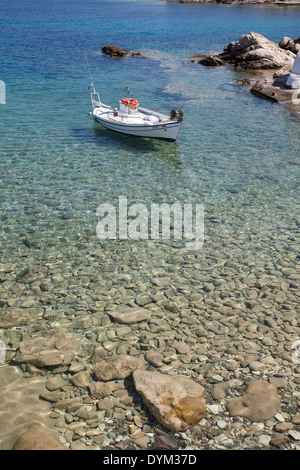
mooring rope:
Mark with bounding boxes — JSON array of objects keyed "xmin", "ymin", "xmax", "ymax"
[{"xmin": 184, "ymin": 122, "xmax": 300, "ymax": 165}]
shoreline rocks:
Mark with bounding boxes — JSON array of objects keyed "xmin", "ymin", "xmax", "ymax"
[
  {"xmin": 175, "ymin": 0, "xmax": 300, "ymax": 5},
  {"xmin": 220, "ymin": 32, "xmax": 295, "ymax": 70},
  {"xmin": 189, "ymin": 31, "xmax": 300, "ymax": 104}
]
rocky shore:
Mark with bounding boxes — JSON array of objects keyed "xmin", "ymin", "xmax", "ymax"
[
  {"xmin": 189, "ymin": 32, "xmax": 300, "ymax": 106},
  {"xmin": 0, "ymin": 248, "xmax": 299, "ymax": 450},
  {"xmin": 168, "ymin": 0, "xmax": 300, "ymax": 5}
]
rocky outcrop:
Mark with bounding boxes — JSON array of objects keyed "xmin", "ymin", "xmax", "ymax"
[
  {"xmin": 189, "ymin": 32, "xmax": 296, "ymax": 71},
  {"xmin": 189, "ymin": 32, "xmax": 300, "ymax": 105},
  {"xmin": 226, "ymin": 380, "xmax": 281, "ymax": 422},
  {"xmin": 133, "ymin": 370, "xmax": 206, "ymax": 431},
  {"xmin": 102, "ymin": 45, "xmax": 142, "ymax": 58},
  {"xmin": 220, "ymin": 32, "xmax": 295, "ymax": 70},
  {"xmin": 178, "ymin": 0, "xmax": 300, "ymax": 4}
]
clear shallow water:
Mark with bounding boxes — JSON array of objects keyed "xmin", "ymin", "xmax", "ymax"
[{"xmin": 0, "ymin": 0, "xmax": 299, "ymax": 272}]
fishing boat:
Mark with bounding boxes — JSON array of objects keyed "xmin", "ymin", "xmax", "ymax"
[{"xmin": 90, "ymin": 86, "xmax": 183, "ymax": 142}]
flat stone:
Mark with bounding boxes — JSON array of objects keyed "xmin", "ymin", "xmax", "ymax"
[
  {"xmin": 16, "ymin": 266, "xmax": 48, "ymax": 284},
  {"xmin": 70, "ymin": 370, "xmax": 91, "ymax": 388},
  {"xmin": 269, "ymin": 377, "xmax": 288, "ymax": 388},
  {"xmin": 275, "ymin": 422, "xmax": 294, "ymax": 432},
  {"xmin": 173, "ymin": 341, "xmax": 190, "ymax": 354},
  {"xmin": 13, "ymin": 329, "xmax": 80, "ymax": 368},
  {"xmin": 226, "ymin": 380, "xmax": 281, "ymax": 422},
  {"xmin": 288, "ymin": 430, "xmax": 300, "ymax": 441},
  {"xmin": 88, "ymin": 381, "xmax": 124, "ymax": 399},
  {"xmin": 0, "ymin": 308, "xmax": 32, "ymax": 328},
  {"xmin": 40, "ymin": 391, "xmax": 62, "ymax": 403},
  {"xmin": 13, "ymin": 426, "xmax": 67, "ymax": 450},
  {"xmin": 108, "ymin": 306, "xmax": 151, "ymax": 324},
  {"xmin": 92, "ymin": 354, "xmax": 145, "ymax": 381},
  {"xmin": 46, "ymin": 377, "xmax": 68, "ymax": 391},
  {"xmin": 145, "ymin": 351, "xmax": 164, "ymax": 367},
  {"xmin": 76, "ymin": 408, "xmax": 99, "ymax": 421}
]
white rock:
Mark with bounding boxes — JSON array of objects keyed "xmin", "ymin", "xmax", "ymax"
[
  {"xmin": 206, "ymin": 404, "xmax": 221, "ymax": 415},
  {"xmin": 258, "ymin": 434, "xmax": 271, "ymax": 446},
  {"xmin": 288, "ymin": 430, "xmax": 300, "ymax": 441},
  {"xmin": 274, "ymin": 412, "xmax": 285, "ymax": 423}
]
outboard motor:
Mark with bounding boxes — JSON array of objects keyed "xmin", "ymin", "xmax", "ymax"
[
  {"xmin": 170, "ymin": 109, "xmax": 177, "ymax": 120},
  {"xmin": 177, "ymin": 109, "xmax": 184, "ymax": 122},
  {"xmin": 170, "ymin": 109, "xmax": 184, "ymax": 122}
]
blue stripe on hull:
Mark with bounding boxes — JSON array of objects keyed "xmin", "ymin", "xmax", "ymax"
[
  {"xmin": 93, "ymin": 116, "xmax": 180, "ymax": 141},
  {"xmin": 94, "ymin": 121, "xmax": 177, "ymax": 142}
]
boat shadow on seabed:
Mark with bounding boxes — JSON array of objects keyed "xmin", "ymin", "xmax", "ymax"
[{"xmin": 69, "ymin": 124, "xmax": 183, "ymax": 168}]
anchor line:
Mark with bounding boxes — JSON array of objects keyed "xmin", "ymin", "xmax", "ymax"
[{"xmin": 184, "ymin": 122, "xmax": 299, "ymax": 165}]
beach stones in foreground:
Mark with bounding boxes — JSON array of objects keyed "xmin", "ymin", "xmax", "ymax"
[{"xmin": 133, "ymin": 370, "xmax": 206, "ymax": 431}]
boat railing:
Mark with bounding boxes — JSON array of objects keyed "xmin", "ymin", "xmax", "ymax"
[
  {"xmin": 138, "ymin": 106, "xmax": 169, "ymax": 121},
  {"xmin": 91, "ymin": 90, "xmax": 112, "ymax": 110}
]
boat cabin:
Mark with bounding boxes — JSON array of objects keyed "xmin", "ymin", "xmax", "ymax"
[{"xmin": 120, "ymin": 98, "xmax": 139, "ymax": 114}]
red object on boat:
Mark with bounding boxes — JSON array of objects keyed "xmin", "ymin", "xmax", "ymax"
[{"xmin": 121, "ymin": 98, "xmax": 139, "ymax": 106}]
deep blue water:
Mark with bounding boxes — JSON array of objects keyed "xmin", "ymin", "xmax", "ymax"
[{"xmin": 0, "ymin": 0, "xmax": 299, "ymax": 263}]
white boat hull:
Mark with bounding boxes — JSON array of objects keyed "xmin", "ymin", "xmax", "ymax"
[
  {"xmin": 90, "ymin": 91, "xmax": 182, "ymax": 142},
  {"xmin": 93, "ymin": 111, "xmax": 182, "ymax": 141}
]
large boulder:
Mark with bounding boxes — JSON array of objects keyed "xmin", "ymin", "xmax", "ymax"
[
  {"xmin": 226, "ymin": 380, "xmax": 281, "ymax": 422},
  {"xmin": 133, "ymin": 370, "xmax": 206, "ymax": 431},
  {"xmin": 221, "ymin": 32, "xmax": 295, "ymax": 70}
]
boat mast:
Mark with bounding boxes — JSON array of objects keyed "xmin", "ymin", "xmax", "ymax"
[{"xmin": 85, "ymin": 52, "xmax": 96, "ymax": 94}]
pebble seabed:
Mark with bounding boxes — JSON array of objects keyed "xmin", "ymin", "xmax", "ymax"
[{"xmin": 0, "ymin": 224, "xmax": 299, "ymax": 451}]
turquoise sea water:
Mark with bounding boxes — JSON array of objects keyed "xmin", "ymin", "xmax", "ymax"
[{"xmin": 0, "ymin": 0, "xmax": 299, "ymax": 271}]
